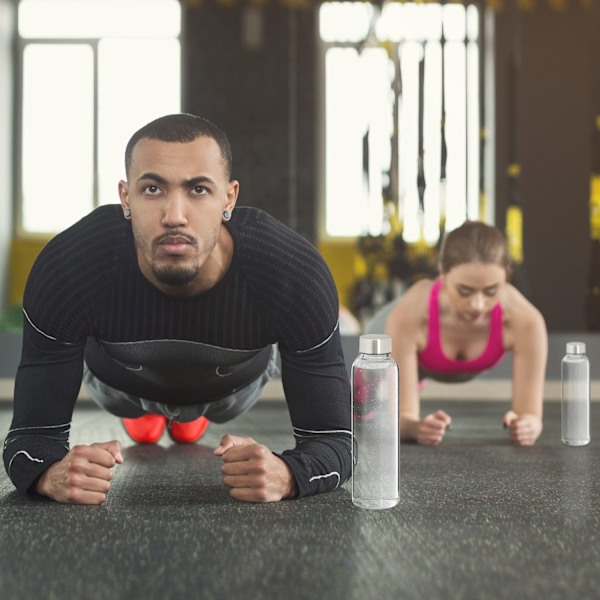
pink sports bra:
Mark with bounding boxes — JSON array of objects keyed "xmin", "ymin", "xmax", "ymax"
[{"xmin": 417, "ymin": 279, "xmax": 506, "ymax": 374}]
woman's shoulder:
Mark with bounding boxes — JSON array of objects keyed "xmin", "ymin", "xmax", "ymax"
[
  {"xmin": 501, "ymin": 284, "xmax": 543, "ymax": 317},
  {"xmin": 404, "ymin": 278, "xmax": 436, "ymax": 303},
  {"xmin": 387, "ymin": 279, "xmax": 434, "ymax": 325},
  {"xmin": 385, "ymin": 279, "xmax": 433, "ymax": 352},
  {"xmin": 501, "ymin": 284, "xmax": 547, "ymax": 340}
]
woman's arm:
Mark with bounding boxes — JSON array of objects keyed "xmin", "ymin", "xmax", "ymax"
[
  {"xmin": 385, "ymin": 282, "xmax": 451, "ymax": 444},
  {"xmin": 506, "ymin": 294, "xmax": 548, "ymax": 445}
]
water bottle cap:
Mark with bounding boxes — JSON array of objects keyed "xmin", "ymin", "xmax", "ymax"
[
  {"xmin": 566, "ymin": 342, "xmax": 586, "ymax": 354},
  {"xmin": 359, "ymin": 334, "xmax": 392, "ymax": 355}
]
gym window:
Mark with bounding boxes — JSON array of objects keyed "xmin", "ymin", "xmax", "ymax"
[
  {"xmin": 319, "ymin": 1, "xmax": 486, "ymax": 244},
  {"xmin": 16, "ymin": 0, "xmax": 181, "ymax": 235}
]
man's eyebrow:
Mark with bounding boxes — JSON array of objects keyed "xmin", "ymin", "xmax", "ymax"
[
  {"xmin": 137, "ymin": 172, "xmax": 167, "ymax": 185},
  {"xmin": 186, "ymin": 176, "xmax": 216, "ymax": 187},
  {"xmin": 136, "ymin": 173, "xmax": 216, "ymax": 187}
]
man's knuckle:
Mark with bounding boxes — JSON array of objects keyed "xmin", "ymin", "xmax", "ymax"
[
  {"xmin": 71, "ymin": 445, "xmax": 93, "ymax": 461},
  {"xmin": 65, "ymin": 488, "xmax": 82, "ymax": 503},
  {"xmin": 256, "ymin": 445, "xmax": 270, "ymax": 458},
  {"xmin": 70, "ymin": 445, "xmax": 85, "ymax": 456},
  {"xmin": 253, "ymin": 464, "xmax": 268, "ymax": 477},
  {"xmin": 70, "ymin": 460, "xmax": 87, "ymax": 474},
  {"xmin": 65, "ymin": 472, "xmax": 82, "ymax": 487}
]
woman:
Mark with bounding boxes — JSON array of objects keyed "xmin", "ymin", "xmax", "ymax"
[{"xmin": 384, "ymin": 221, "xmax": 547, "ymax": 446}]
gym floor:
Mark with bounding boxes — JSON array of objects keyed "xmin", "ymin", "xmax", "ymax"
[{"xmin": 1, "ymin": 398, "xmax": 599, "ymax": 600}]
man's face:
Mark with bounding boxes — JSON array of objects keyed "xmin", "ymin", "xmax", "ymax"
[{"xmin": 119, "ymin": 136, "xmax": 238, "ymax": 295}]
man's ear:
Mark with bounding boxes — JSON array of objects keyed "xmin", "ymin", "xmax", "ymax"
[
  {"xmin": 226, "ymin": 180, "xmax": 239, "ymax": 212},
  {"xmin": 118, "ymin": 180, "xmax": 129, "ymax": 212}
]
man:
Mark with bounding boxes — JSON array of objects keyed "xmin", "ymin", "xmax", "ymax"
[{"xmin": 3, "ymin": 113, "xmax": 352, "ymax": 504}]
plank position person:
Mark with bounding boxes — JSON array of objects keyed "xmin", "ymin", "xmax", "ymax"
[
  {"xmin": 3, "ymin": 113, "xmax": 352, "ymax": 504},
  {"xmin": 384, "ymin": 221, "xmax": 547, "ymax": 446}
]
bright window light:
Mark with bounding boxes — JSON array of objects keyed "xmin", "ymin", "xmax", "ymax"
[
  {"xmin": 398, "ymin": 41, "xmax": 422, "ymax": 243},
  {"xmin": 97, "ymin": 38, "xmax": 181, "ymax": 204},
  {"xmin": 325, "ymin": 46, "xmax": 394, "ymax": 237},
  {"xmin": 467, "ymin": 4, "xmax": 479, "ymax": 41},
  {"xmin": 21, "ymin": 44, "xmax": 94, "ymax": 232},
  {"xmin": 443, "ymin": 4, "xmax": 467, "ymax": 42},
  {"xmin": 18, "ymin": 0, "xmax": 180, "ymax": 39},
  {"xmin": 320, "ymin": 2, "xmax": 373, "ymax": 43}
]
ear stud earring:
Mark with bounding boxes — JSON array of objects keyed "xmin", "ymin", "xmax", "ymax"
[{"xmin": 223, "ymin": 210, "xmax": 232, "ymax": 221}]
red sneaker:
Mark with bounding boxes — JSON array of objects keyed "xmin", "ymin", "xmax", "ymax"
[
  {"xmin": 169, "ymin": 417, "xmax": 210, "ymax": 444},
  {"xmin": 122, "ymin": 414, "xmax": 167, "ymax": 443}
]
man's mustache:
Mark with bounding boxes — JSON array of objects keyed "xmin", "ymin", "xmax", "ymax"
[{"xmin": 154, "ymin": 230, "xmax": 198, "ymax": 247}]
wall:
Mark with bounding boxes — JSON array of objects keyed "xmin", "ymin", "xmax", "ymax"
[
  {"xmin": 0, "ymin": 0, "xmax": 13, "ymax": 314},
  {"xmin": 4, "ymin": 2, "xmax": 599, "ymax": 332},
  {"xmin": 182, "ymin": 4, "xmax": 318, "ymax": 243},
  {"xmin": 494, "ymin": 3, "xmax": 597, "ymax": 330}
]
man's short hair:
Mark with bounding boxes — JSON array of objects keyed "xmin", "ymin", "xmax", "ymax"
[{"xmin": 124, "ymin": 113, "xmax": 233, "ymax": 180}]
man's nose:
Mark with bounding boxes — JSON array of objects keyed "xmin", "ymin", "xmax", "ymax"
[{"xmin": 162, "ymin": 194, "xmax": 188, "ymax": 227}]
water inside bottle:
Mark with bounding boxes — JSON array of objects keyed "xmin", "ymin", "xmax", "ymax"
[
  {"xmin": 352, "ymin": 365, "xmax": 399, "ymax": 509},
  {"xmin": 562, "ymin": 360, "xmax": 590, "ymax": 446}
]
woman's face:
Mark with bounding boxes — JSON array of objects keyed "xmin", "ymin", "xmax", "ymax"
[{"xmin": 441, "ymin": 261, "xmax": 507, "ymax": 322}]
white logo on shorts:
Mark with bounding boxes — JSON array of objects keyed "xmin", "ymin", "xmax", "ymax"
[{"xmin": 216, "ymin": 366, "xmax": 232, "ymax": 377}]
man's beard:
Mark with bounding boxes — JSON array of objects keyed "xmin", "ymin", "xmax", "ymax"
[{"xmin": 151, "ymin": 262, "xmax": 200, "ymax": 286}]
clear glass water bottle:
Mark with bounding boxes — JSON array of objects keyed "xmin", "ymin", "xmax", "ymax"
[
  {"xmin": 561, "ymin": 341, "xmax": 590, "ymax": 446},
  {"xmin": 351, "ymin": 334, "xmax": 399, "ymax": 509}
]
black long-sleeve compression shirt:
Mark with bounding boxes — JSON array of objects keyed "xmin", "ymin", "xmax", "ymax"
[{"xmin": 3, "ymin": 205, "xmax": 352, "ymax": 498}]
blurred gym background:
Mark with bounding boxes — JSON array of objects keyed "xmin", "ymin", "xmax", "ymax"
[{"xmin": 0, "ymin": 0, "xmax": 598, "ymax": 336}]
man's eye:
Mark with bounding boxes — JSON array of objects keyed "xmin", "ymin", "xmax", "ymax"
[
  {"xmin": 192, "ymin": 186, "xmax": 207, "ymax": 194},
  {"xmin": 143, "ymin": 185, "xmax": 161, "ymax": 195}
]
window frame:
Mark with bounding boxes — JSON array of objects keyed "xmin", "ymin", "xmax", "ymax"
[
  {"xmin": 316, "ymin": 2, "xmax": 494, "ymax": 243},
  {"xmin": 13, "ymin": 0, "xmax": 182, "ymax": 239}
]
